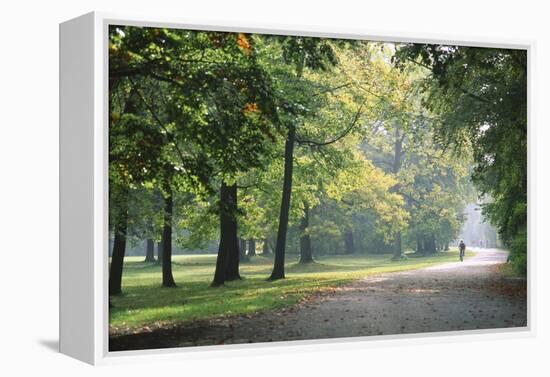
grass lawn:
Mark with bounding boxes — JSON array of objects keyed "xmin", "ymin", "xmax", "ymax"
[{"xmin": 110, "ymin": 249, "xmax": 471, "ymax": 334}]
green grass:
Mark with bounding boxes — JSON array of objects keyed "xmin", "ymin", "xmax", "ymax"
[
  {"xmin": 498, "ymin": 260, "xmax": 525, "ymax": 278},
  {"xmin": 110, "ymin": 249, "xmax": 471, "ymax": 334}
]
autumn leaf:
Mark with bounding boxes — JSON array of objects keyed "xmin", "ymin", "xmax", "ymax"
[
  {"xmin": 236, "ymin": 33, "xmax": 251, "ymax": 54},
  {"xmin": 243, "ymin": 102, "xmax": 258, "ymax": 113}
]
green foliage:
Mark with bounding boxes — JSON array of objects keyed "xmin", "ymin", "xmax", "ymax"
[
  {"xmin": 175, "ymin": 196, "xmax": 218, "ymax": 250},
  {"xmin": 344, "ymin": 44, "xmax": 475, "ymax": 251},
  {"xmin": 509, "ymin": 229, "xmax": 527, "ymax": 276},
  {"xmin": 395, "ymin": 44, "xmax": 527, "ymax": 268},
  {"xmin": 108, "ymin": 26, "xmax": 526, "ymax": 312}
]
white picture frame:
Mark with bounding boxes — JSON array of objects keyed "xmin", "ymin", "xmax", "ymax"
[{"xmin": 59, "ymin": 11, "xmax": 534, "ymax": 365}]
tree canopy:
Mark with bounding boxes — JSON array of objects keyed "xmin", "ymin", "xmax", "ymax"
[{"xmin": 108, "ymin": 26, "xmax": 527, "ymax": 298}]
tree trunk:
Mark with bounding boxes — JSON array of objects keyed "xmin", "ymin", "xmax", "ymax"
[
  {"xmin": 144, "ymin": 238, "xmax": 155, "ymax": 262},
  {"xmin": 239, "ymin": 237, "xmax": 248, "ymax": 262},
  {"xmin": 109, "ymin": 186, "xmax": 129, "ymax": 296},
  {"xmin": 416, "ymin": 235, "xmax": 424, "ymax": 254},
  {"xmin": 212, "ymin": 182, "xmax": 240, "ymax": 286},
  {"xmin": 299, "ymin": 203, "xmax": 314, "ymax": 264},
  {"xmin": 157, "ymin": 240, "xmax": 163, "ymax": 264},
  {"xmin": 444, "ymin": 242, "xmax": 449, "ymax": 251},
  {"xmin": 248, "ymin": 239, "xmax": 256, "ymax": 257},
  {"xmin": 391, "ymin": 124, "xmax": 404, "ymax": 260},
  {"xmin": 270, "ymin": 125, "xmax": 296, "ymax": 280},
  {"xmin": 393, "ymin": 231, "xmax": 402, "ymax": 259},
  {"xmin": 424, "ymin": 234, "xmax": 436, "ymax": 254},
  {"xmin": 224, "ymin": 184, "xmax": 240, "ymax": 281},
  {"xmin": 262, "ymin": 238, "xmax": 270, "ymax": 254},
  {"xmin": 393, "ymin": 125, "xmax": 403, "ymax": 174},
  {"xmin": 161, "ymin": 184, "xmax": 176, "ymax": 287},
  {"xmin": 344, "ymin": 230, "xmax": 355, "ymax": 254}
]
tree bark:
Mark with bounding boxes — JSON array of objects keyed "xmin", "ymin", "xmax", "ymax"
[
  {"xmin": 161, "ymin": 184, "xmax": 176, "ymax": 287},
  {"xmin": 299, "ymin": 203, "xmax": 314, "ymax": 263},
  {"xmin": 144, "ymin": 238, "xmax": 155, "ymax": 262},
  {"xmin": 391, "ymin": 124, "xmax": 403, "ymax": 260},
  {"xmin": 157, "ymin": 240, "xmax": 163, "ymax": 264},
  {"xmin": 344, "ymin": 230, "xmax": 355, "ymax": 254},
  {"xmin": 393, "ymin": 231, "xmax": 403, "ymax": 259},
  {"xmin": 109, "ymin": 186, "xmax": 129, "ymax": 296},
  {"xmin": 270, "ymin": 125, "xmax": 296, "ymax": 280},
  {"xmin": 108, "ymin": 90, "xmax": 137, "ymax": 296},
  {"xmin": 212, "ymin": 182, "xmax": 240, "ymax": 286},
  {"xmin": 224, "ymin": 184, "xmax": 241, "ymax": 281},
  {"xmin": 393, "ymin": 124, "xmax": 403, "ymax": 174},
  {"xmin": 248, "ymin": 239, "xmax": 256, "ymax": 257},
  {"xmin": 424, "ymin": 234, "xmax": 437, "ymax": 254}
]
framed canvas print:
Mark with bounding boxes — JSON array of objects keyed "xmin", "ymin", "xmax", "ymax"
[{"xmin": 59, "ymin": 12, "xmax": 532, "ymax": 365}]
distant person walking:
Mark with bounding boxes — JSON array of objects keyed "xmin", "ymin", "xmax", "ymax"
[{"xmin": 459, "ymin": 240, "xmax": 466, "ymax": 262}]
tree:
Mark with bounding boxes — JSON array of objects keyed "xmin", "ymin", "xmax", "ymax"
[
  {"xmin": 257, "ymin": 36, "xmax": 359, "ymax": 279},
  {"xmin": 270, "ymin": 126, "xmax": 296, "ymax": 278},
  {"xmin": 200, "ymin": 33, "xmax": 279, "ymax": 286},
  {"xmin": 160, "ymin": 181, "xmax": 176, "ymax": 287},
  {"xmin": 144, "ymin": 238, "xmax": 155, "ymax": 262},
  {"xmin": 330, "ymin": 42, "xmax": 474, "ymax": 258},
  {"xmin": 247, "ymin": 239, "xmax": 257, "ymax": 257},
  {"xmin": 212, "ymin": 181, "xmax": 241, "ymax": 285},
  {"xmin": 395, "ymin": 44, "xmax": 527, "ymax": 272},
  {"xmin": 240, "ymin": 238, "xmax": 249, "ymax": 260},
  {"xmin": 110, "ymin": 27, "xmax": 280, "ymax": 286},
  {"xmin": 108, "ymin": 84, "xmax": 165, "ymax": 296}
]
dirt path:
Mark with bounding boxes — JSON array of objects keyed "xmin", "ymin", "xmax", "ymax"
[{"xmin": 110, "ymin": 249, "xmax": 527, "ymax": 351}]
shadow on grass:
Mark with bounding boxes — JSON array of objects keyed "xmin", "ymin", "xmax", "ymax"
[
  {"xmin": 110, "ymin": 251, "xmax": 462, "ymax": 332},
  {"xmin": 285, "ymin": 260, "xmax": 393, "ymax": 274}
]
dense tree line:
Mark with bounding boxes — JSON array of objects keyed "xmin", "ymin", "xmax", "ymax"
[
  {"xmin": 395, "ymin": 44, "xmax": 527, "ymax": 273},
  {"xmin": 108, "ymin": 26, "xmax": 527, "ymax": 296}
]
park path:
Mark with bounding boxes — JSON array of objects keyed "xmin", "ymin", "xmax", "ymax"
[{"xmin": 110, "ymin": 248, "xmax": 527, "ymax": 351}]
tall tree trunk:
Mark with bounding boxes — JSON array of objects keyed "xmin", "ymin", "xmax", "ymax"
[
  {"xmin": 157, "ymin": 240, "xmax": 163, "ymax": 264},
  {"xmin": 109, "ymin": 186, "xmax": 129, "ymax": 296},
  {"xmin": 239, "ymin": 237, "xmax": 248, "ymax": 262},
  {"xmin": 144, "ymin": 238, "xmax": 155, "ymax": 262},
  {"xmin": 212, "ymin": 182, "xmax": 240, "ymax": 286},
  {"xmin": 344, "ymin": 230, "xmax": 355, "ymax": 254},
  {"xmin": 161, "ymin": 184, "xmax": 176, "ymax": 287},
  {"xmin": 299, "ymin": 203, "xmax": 314, "ymax": 264},
  {"xmin": 416, "ymin": 235, "xmax": 424, "ymax": 254},
  {"xmin": 224, "ymin": 184, "xmax": 240, "ymax": 281},
  {"xmin": 248, "ymin": 239, "xmax": 256, "ymax": 257},
  {"xmin": 270, "ymin": 125, "xmax": 296, "ymax": 280},
  {"xmin": 108, "ymin": 90, "xmax": 138, "ymax": 296},
  {"xmin": 444, "ymin": 242, "xmax": 449, "ymax": 251},
  {"xmin": 424, "ymin": 234, "xmax": 436, "ymax": 254},
  {"xmin": 262, "ymin": 238, "xmax": 270, "ymax": 254},
  {"xmin": 154, "ymin": 188, "xmax": 163, "ymax": 264},
  {"xmin": 393, "ymin": 231, "xmax": 402, "ymax": 259},
  {"xmin": 391, "ymin": 123, "xmax": 404, "ymax": 260}
]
